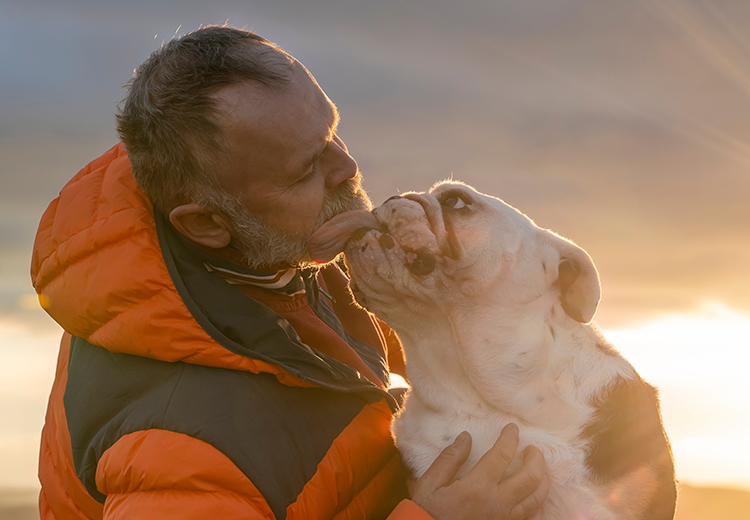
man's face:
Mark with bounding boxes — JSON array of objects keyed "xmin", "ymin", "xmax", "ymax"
[{"xmin": 211, "ymin": 62, "xmax": 371, "ymax": 269}]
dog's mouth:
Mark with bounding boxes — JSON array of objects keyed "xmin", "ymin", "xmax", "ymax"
[{"xmin": 308, "ymin": 193, "xmax": 458, "ymax": 275}]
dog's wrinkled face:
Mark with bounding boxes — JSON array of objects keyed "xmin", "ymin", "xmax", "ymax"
[{"xmin": 335, "ymin": 181, "xmax": 601, "ymax": 326}]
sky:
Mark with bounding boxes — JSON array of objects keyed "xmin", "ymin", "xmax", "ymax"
[{"xmin": 1, "ymin": 0, "xmax": 749, "ymax": 491}]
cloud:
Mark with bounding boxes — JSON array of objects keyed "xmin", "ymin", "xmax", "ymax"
[{"xmin": 2, "ymin": 0, "xmax": 750, "ymax": 328}]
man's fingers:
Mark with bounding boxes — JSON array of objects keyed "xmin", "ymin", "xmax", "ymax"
[
  {"xmin": 501, "ymin": 445, "xmax": 547, "ymax": 499},
  {"xmin": 526, "ymin": 506, "xmax": 545, "ymax": 520},
  {"xmin": 416, "ymin": 431, "xmax": 472, "ymax": 492},
  {"xmin": 412, "ymin": 430, "xmax": 550, "ymax": 520},
  {"xmin": 500, "ymin": 446, "xmax": 549, "ymax": 520},
  {"xmin": 467, "ymin": 423, "xmax": 519, "ymax": 482},
  {"xmin": 508, "ymin": 473, "xmax": 550, "ymax": 520}
]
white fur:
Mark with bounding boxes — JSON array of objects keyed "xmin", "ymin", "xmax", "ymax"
[{"xmin": 344, "ymin": 182, "xmax": 650, "ymax": 520}]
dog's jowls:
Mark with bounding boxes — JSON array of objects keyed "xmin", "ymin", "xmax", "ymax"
[{"xmin": 309, "ymin": 181, "xmax": 677, "ymax": 520}]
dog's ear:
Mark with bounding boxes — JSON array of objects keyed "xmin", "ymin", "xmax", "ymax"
[{"xmin": 541, "ymin": 231, "xmax": 601, "ymax": 324}]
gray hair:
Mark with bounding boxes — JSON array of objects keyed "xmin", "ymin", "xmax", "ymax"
[{"xmin": 116, "ymin": 25, "xmax": 295, "ymax": 214}]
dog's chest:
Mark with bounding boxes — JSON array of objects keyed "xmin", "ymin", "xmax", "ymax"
[
  {"xmin": 394, "ymin": 321, "xmax": 636, "ymax": 480},
  {"xmin": 445, "ymin": 321, "xmax": 629, "ymax": 430}
]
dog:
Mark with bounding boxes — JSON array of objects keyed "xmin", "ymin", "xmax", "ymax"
[{"xmin": 308, "ymin": 181, "xmax": 677, "ymax": 520}]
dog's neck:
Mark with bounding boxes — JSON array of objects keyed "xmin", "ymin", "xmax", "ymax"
[
  {"xmin": 394, "ymin": 307, "xmax": 497, "ymax": 415},
  {"xmin": 395, "ymin": 293, "xmax": 619, "ymax": 429}
]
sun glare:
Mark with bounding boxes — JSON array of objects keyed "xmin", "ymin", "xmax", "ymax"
[
  {"xmin": 0, "ymin": 320, "xmax": 60, "ymax": 487},
  {"xmin": 602, "ymin": 302, "xmax": 750, "ymax": 489}
]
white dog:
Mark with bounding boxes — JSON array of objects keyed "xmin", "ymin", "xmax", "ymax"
[{"xmin": 309, "ymin": 181, "xmax": 676, "ymax": 520}]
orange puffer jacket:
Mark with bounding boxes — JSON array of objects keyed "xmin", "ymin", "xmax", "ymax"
[{"xmin": 31, "ymin": 143, "xmax": 433, "ymax": 520}]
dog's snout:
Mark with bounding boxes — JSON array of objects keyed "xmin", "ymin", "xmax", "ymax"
[
  {"xmin": 407, "ymin": 251, "xmax": 437, "ymax": 276},
  {"xmin": 401, "ymin": 193, "xmax": 429, "ymax": 213},
  {"xmin": 379, "ymin": 234, "xmax": 395, "ymax": 250},
  {"xmin": 382, "ymin": 195, "xmax": 403, "ymax": 204}
]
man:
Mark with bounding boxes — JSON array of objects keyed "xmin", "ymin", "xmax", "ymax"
[{"xmin": 32, "ymin": 26, "xmax": 548, "ymax": 520}]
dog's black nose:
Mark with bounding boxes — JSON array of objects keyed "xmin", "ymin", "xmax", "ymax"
[
  {"xmin": 379, "ymin": 234, "xmax": 395, "ymax": 250},
  {"xmin": 407, "ymin": 250, "xmax": 437, "ymax": 276},
  {"xmin": 351, "ymin": 227, "xmax": 371, "ymax": 241}
]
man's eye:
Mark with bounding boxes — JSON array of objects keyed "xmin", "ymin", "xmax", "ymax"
[
  {"xmin": 296, "ymin": 166, "xmax": 316, "ymax": 184},
  {"xmin": 442, "ymin": 195, "xmax": 468, "ymax": 209}
]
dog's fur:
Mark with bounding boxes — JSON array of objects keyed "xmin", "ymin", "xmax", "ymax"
[{"xmin": 342, "ymin": 181, "xmax": 676, "ymax": 520}]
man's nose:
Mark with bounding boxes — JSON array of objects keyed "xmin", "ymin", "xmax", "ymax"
[{"xmin": 325, "ymin": 139, "xmax": 359, "ymax": 188}]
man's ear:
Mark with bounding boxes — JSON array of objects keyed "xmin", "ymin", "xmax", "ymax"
[
  {"xmin": 540, "ymin": 230, "xmax": 601, "ymax": 324},
  {"xmin": 169, "ymin": 204, "xmax": 233, "ymax": 249}
]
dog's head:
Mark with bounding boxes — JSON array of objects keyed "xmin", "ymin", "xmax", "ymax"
[{"xmin": 309, "ymin": 181, "xmax": 600, "ymax": 326}]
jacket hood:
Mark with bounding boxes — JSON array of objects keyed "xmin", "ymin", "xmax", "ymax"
[{"xmin": 31, "ymin": 143, "xmax": 392, "ymax": 397}]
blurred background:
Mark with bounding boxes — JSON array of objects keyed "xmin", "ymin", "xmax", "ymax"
[{"xmin": 1, "ymin": 0, "xmax": 750, "ymax": 518}]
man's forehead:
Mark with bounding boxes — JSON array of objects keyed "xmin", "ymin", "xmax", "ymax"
[
  {"xmin": 209, "ymin": 63, "xmax": 340, "ymax": 187},
  {"xmin": 296, "ymin": 62, "xmax": 340, "ymax": 122}
]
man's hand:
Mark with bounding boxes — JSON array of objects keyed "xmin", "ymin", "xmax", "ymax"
[{"xmin": 411, "ymin": 424, "xmax": 550, "ymax": 520}]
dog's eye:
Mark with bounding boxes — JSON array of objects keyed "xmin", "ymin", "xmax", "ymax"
[{"xmin": 441, "ymin": 195, "xmax": 468, "ymax": 209}]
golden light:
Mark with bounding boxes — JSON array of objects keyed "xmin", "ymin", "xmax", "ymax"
[
  {"xmin": 602, "ymin": 302, "xmax": 750, "ymax": 489},
  {"xmin": 16, "ymin": 294, "xmax": 49, "ymax": 311}
]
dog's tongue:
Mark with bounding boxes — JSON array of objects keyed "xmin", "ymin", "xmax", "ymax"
[{"xmin": 308, "ymin": 210, "xmax": 379, "ymax": 263}]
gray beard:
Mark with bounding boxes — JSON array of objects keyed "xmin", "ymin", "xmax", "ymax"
[{"xmin": 223, "ymin": 175, "xmax": 372, "ymax": 270}]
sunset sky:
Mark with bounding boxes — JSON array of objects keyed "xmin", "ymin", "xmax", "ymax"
[{"xmin": 1, "ymin": 0, "xmax": 749, "ymax": 492}]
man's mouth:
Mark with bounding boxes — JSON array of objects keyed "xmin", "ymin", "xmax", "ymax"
[{"xmin": 307, "ymin": 210, "xmax": 379, "ymax": 263}]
